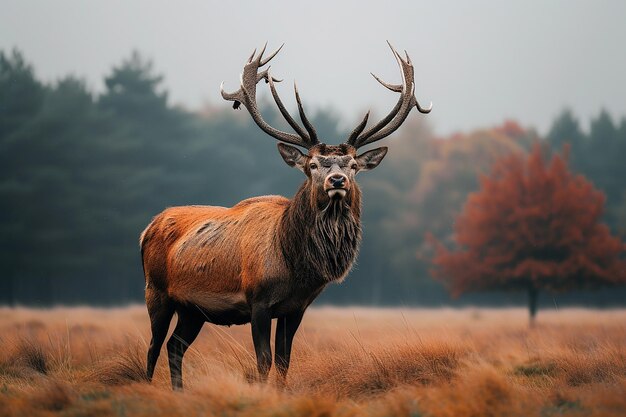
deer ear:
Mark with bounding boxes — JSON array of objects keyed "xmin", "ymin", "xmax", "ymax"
[
  {"xmin": 277, "ymin": 143, "xmax": 307, "ymax": 172},
  {"xmin": 356, "ymin": 147, "xmax": 388, "ymax": 172}
]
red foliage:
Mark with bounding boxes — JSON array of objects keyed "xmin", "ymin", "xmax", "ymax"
[
  {"xmin": 431, "ymin": 144, "xmax": 626, "ymax": 297},
  {"xmin": 494, "ymin": 120, "xmax": 526, "ymax": 139}
]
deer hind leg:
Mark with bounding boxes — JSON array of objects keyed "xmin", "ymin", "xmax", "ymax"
[
  {"xmin": 146, "ymin": 288, "xmax": 174, "ymax": 382},
  {"xmin": 167, "ymin": 308, "xmax": 204, "ymax": 390}
]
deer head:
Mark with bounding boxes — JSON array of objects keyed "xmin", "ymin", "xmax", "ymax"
[{"xmin": 220, "ymin": 42, "xmax": 431, "ymax": 204}]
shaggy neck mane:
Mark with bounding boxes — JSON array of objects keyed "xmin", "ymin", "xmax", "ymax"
[{"xmin": 279, "ymin": 180, "xmax": 362, "ymax": 285}]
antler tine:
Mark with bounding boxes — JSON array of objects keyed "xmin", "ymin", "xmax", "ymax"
[
  {"xmin": 416, "ymin": 100, "xmax": 433, "ymax": 114},
  {"xmin": 346, "ymin": 42, "xmax": 431, "ymax": 149},
  {"xmin": 370, "ymin": 46, "xmax": 431, "ymax": 112},
  {"xmin": 346, "ymin": 111, "xmax": 370, "ymax": 145},
  {"xmin": 221, "ymin": 43, "xmax": 316, "ymax": 149},
  {"xmin": 371, "ymin": 72, "xmax": 402, "ymax": 92},
  {"xmin": 258, "ymin": 42, "xmax": 268, "ymax": 61},
  {"xmin": 247, "ymin": 48, "xmax": 257, "ymax": 64},
  {"xmin": 294, "ymin": 82, "xmax": 318, "ymax": 144},
  {"xmin": 268, "ymin": 72, "xmax": 309, "ymax": 140},
  {"xmin": 260, "ymin": 43, "xmax": 284, "ymax": 66}
]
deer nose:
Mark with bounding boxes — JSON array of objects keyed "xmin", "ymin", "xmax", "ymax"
[{"xmin": 329, "ymin": 174, "xmax": 347, "ymax": 188}]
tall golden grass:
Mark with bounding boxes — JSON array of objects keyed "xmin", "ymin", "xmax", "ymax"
[{"xmin": 0, "ymin": 306, "xmax": 625, "ymax": 416}]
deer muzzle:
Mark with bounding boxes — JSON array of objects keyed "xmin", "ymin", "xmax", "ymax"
[{"xmin": 325, "ymin": 174, "xmax": 349, "ymax": 200}]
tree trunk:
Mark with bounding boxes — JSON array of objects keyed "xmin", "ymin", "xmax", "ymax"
[{"xmin": 528, "ymin": 286, "xmax": 538, "ymax": 327}]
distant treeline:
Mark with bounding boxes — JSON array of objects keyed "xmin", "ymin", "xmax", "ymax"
[{"xmin": 1, "ymin": 49, "xmax": 625, "ymax": 306}]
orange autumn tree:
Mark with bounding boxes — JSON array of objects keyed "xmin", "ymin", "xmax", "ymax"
[{"xmin": 431, "ymin": 144, "xmax": 626, "ymax": 324}]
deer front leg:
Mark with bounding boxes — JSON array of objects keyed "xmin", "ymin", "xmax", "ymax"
[
  {"xmin": 251, "ymin": 304, "xmax": 272, "ymax": 382},
  {"xmin": 275, "ymin": 310, "xmax": 304, "ymax": 387}
]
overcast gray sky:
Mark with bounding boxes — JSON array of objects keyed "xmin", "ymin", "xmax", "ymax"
[{"xmin": 2, "ymin": 0, "xmax": 625, "ymax": 135}]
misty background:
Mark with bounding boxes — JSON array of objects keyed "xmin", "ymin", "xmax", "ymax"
[
  {"xmin": 3, "ymin": 1, "xmax": 626, "ymax": 135},
  {"xmin": 1, "ymin": 1, "xmax": 625, "ymax": 306}
]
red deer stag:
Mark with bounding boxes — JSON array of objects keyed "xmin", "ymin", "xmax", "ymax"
[{"xmin": 140, "ymin": 42, "xmax": 431, "ymax": 390}]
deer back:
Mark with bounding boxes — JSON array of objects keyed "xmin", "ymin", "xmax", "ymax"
[{"xmin": 141, "ymin": 196, "xmax": 291, "ymax": 305}]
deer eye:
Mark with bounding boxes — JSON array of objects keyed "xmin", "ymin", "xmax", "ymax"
[{"xmin": 309, "ymin": 163, "xmax": 318, "ymax": 170}]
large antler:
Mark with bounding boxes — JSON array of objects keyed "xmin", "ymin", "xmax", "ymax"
[
  {"xmin": 220, "ymin": 43, "xmax": 319, "ymax": 149},
  {"xmin": 346, "ymin": 42, "xmax": 432, "ymax": 149}
]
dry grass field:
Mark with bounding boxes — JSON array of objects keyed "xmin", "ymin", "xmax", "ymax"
[{"xmin": 0, "ymin": 306, "xmax": 625, "ymax": 417}]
